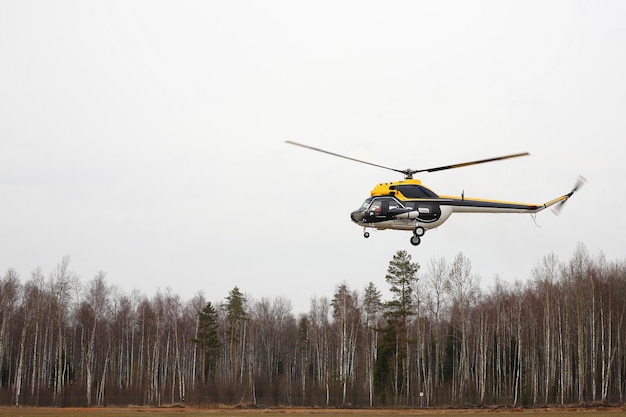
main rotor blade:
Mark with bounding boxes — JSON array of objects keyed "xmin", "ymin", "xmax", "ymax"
[
  {"xmin": 285, "ymin": 140, "xmax": 405, "ymax": 175},
  {"xmin": 415, "ymin": 152, "xmax": 530, "ymax": 174},
  {"xmin": 286, "ymin": 141, "xmax": 530, "ymax": 179}
]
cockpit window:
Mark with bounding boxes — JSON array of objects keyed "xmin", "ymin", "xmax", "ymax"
[{"xmin": 358, "ymin": 197, "xmax": 405, "ymax": 213}]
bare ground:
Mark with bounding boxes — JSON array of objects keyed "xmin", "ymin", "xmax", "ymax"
[{"xmin": 1, "ymin": 406, "xmax": 625, "ymax": 417}]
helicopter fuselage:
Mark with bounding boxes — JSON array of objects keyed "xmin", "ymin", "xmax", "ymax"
[{"xmin": 349, "ymin": 179, "xmax": 558, "ymax": 241}]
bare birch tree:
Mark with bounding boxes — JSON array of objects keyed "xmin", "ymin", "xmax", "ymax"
[
  {"xmin": 84, "ymin": 271, "xmax": 110, "ymax": 406},
  {"xmin": 363, "ymin": 282, "xmax": 382, "ymax": 406},
  {"xmin": 331, "ymin": 283, "xmax": 360, "ymax": 405},
  {"xmin": 446, "ymin": 252, "xmax": 479, "ymax": 402},
  {"xmin": 0, "ymin": 269, "xmax": 20, "ymax": 389}
]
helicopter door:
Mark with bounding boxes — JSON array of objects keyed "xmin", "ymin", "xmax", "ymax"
[
  {"xmin": 380, "ymin": 200, "xmax": 389, "ymax": 215},
  {"xmin": 365, "ymin": 197, "xmax": 399, "ymax": 221}
]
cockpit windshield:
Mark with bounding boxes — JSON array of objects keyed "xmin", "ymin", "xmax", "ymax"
[{"xmin": 358, "ymin": 198, "xmax": 373, "ymax": 211}]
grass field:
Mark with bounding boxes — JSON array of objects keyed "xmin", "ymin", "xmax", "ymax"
[{"xmin": 1, "ymin": 407, "xmax": 625, "ymax": 417}]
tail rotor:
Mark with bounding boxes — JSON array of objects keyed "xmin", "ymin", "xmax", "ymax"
[{"xmin": 552, "ymin": 176, "xmax": 586, "ymax": 215}]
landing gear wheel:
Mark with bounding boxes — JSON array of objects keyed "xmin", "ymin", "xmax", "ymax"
[
  {"xmin": 364, "ymin": 231, "xmax": 370, "ymax": 238},
  {"xmin": 413, "ymin": 226, "xmax": 425, "ymax": 237},
  {"xmin": 410, "ymin": 235, "xmax": 421, "ymax": 246}
]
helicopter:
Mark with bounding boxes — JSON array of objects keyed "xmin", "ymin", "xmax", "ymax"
[{"xmin": 286, "ymin": 140, "xmax": 585, "ymax": 246}]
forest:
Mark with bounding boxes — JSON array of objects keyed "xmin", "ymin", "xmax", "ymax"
[{"xmin": 0, "ymin": 243, "xmax": 625, "ymax": 408}]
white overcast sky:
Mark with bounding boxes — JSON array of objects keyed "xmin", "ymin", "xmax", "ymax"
[{"xmin": 1, "ymin": 1, "xmax": 625, "ymax": 313}]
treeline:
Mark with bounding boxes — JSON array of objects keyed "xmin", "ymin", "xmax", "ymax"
[{"xmin": 1, "ymin": 243, "xmax": 625, "ymax": 408}]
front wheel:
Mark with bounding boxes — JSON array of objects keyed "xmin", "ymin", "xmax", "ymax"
[
  {"xmin": 410, "ymin": 235, "xmax": 421, "ymax": 246},
  {"xmin": 413, "ymin": 226, "xmax": 425, "ymax": 237}
]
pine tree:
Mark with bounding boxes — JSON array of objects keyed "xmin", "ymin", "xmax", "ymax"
[
  {"xmin": 385, "ymin": 250, "xmax": 419, "ymax": 321},
  {"xmin": 224, "ymin": 287, "xmax": 248, "ymax": 383},
  {"xmin": 376, "ymin": 250, "xmax": 419, "ymax": 404},
  {"xmin": 194, "ymin": 302, "xmax": 220, "ymax": 383}
]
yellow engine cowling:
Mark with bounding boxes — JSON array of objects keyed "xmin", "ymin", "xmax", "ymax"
[{"xmin": 370, "ymin": 179, "xmax": 428, "ymax": 199}]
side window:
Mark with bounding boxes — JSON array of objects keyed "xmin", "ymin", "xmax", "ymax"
[
  {"xmin": 371, "ymin": 198, "xmax": 403, "ymax": 213},
  {"xmin": 369, "ymin": 197, "xmax": 403, "ymax": 215},
  {"xmin": 388, "ymin": 199, "xmax": 402, "ymax": 210},
  {"xmin": 396, "ymin": 185, "xmax": 439, "ymax": 198}
]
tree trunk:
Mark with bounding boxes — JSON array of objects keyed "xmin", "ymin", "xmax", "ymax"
[{"xmin": 14, "ymin": 322, "xmax": 29, "ymax": 406}]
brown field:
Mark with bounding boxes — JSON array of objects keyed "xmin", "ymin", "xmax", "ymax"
[{"xmin": 1, "ymin": 407, "xmax": 625, "ymax": 417}]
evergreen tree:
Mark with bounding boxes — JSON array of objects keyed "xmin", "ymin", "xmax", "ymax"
[
  {"xmin": 376, "ymin": 250, "xmax": 420, "ymax": 404},
  {"xmin": 373, "ymin": 322, "xmax": 397, "ymax": 405},
  {"xmin": 385, "ymin": 250, "xmax": 419, "ymax": 320},
  {"xmin": 194, "ymin": 302, "xmax": 220, "ymax": 383},
  {"xmin": 363, "ymin": 282, "xmax": 382, "ymax": 326},
  {"xmin": 224, "ymin": 287, "xmax": 248, "ymax": 383}
]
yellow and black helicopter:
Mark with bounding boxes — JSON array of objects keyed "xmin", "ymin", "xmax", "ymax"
[{"xmin": 286, "ymin": 140, "xmax": 584, "ymax": 246}]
